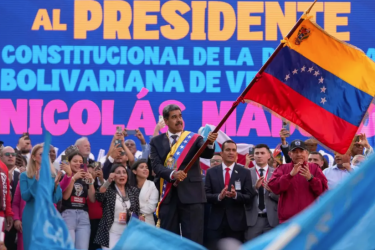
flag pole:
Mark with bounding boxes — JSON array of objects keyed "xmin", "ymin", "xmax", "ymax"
[{"xmin": 174, "ymin": 0, "xmax": 318, "ymax": 187}]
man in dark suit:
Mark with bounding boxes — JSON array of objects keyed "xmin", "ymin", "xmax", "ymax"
[
  {"xmin": 204, "ymin": 140, "xmax": 255, "ymax": 248},
  {"xmin": 245, "ymin": 144, "xmax": 279, "ymax": 241},
  {"xmin": 150, "ymin": 104, "xmax": 217, "ymax": 245}
]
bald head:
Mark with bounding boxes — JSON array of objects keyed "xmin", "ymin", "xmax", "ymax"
[
  {"xmin": 0, "ymin": 146, "xmax": 16, "ymax": 169},
  {"xmin": 125, "ymin": 139, "xmax": 137, "ymax": 155}
]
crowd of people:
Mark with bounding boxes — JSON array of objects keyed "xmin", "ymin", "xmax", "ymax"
[{"xmin": 0, "ymin": 104, "xmax": 371, "ymax": 250}]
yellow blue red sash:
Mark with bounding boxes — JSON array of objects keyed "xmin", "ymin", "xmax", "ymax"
[{"xmin": 156, "ymin": 131, "xmax": 199, "ymax": 218}]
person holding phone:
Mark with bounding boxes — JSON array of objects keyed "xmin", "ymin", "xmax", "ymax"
[
  {"xmin": 14, "ymin": 134, "xmax": 32, "ymax": 163},
  {"xmin": 124, "ymin": 128, "xmax": 151, "ymax": 161},
  {"xmin": 102, "ymin": 131, "xmax": 134, "ymax": 181},
  {"xmin": 268, "ymin": 140, "xmax": 328, "ymax": 223},
  {"xmin": 61, "ymin": 152, "xmax": 96, "ymax": 250}
]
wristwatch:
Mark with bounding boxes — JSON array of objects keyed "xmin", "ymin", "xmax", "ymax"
[{"xmin": 308, "ymin": 175, "xmax": 314, "ymax": 182}]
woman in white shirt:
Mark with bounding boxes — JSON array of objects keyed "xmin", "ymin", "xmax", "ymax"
[
  {"xmin": 94, "ymin": 164, "xmax": 141, "ymax": 249},
  {"xmin": 131, "ymin": 159, "xmax": 159, "ymax": 226}
]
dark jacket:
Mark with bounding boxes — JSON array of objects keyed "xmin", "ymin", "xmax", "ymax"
[
  {"xmin": 205, "ymin": 163, "xmax": 256, "ymax": 231},
  {"xmin": 94, "ymin": 185, "xmax": 140, "ymax": 248},
  {"xmin": 150, "ymin": 133, "xmax": 214, "ymax": 204}
]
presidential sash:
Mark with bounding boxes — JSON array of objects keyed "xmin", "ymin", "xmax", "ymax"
[{"xmin": 156, "ymin": 131, "xmax": 199, "ymax": 220}]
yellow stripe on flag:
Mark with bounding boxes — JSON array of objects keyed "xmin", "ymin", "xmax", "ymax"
[{"xmin": 288, "ymin": 19, "xmax": 375, "ymax": 96}]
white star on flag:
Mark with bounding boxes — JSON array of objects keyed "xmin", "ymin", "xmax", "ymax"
[
  {"xmin": 177, "ymin": 152, "xmax": 180, "ymax": 155},
  {"xmin": 308, "ymin": 67, "xmax": 314, "ymax": 73},
  {"xmin": 321, "ymin": 97, "xmax": 327, "ymax": 104},
  {"xmin": 318, "ymin": 77, "xmax": 324, "ymax": 84},
  {"xmin": 180, "ymin": 145, "xmax": 184, "ymax": 149},
  {"xmin": 184, "ymin": 140, "xmax": 188, "ymax": 143},
  {"xmin": 285, "ymin": 74, "xmax": 290, "ymax": 81},
  {"xmin": 188, "ymin": 135, "xmax": 191, "ymax": 138},
  {"xmin": 314, "ymin": 71, "xmax": 320, "ymax": 77},
  {"xmin": 301, "ymin": 66, "xmax": 306, "ymax": 72},
  {"xmin": 292, "ymin": 69, "xmax": 298, "ymax": 74},
  {"xmin": 320, "ymin": 86, "xmax": 327, "ymax": 93}
]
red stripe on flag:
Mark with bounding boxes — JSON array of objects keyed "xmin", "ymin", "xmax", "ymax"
[
  {"xmin": 175, "ymin": 134, "xmax": 199, "ymax": 168},
  {"xmin": 245, "ymin": 72, "xmax": 358, "ymax": 154}
]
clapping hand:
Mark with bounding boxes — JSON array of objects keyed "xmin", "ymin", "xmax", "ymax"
[{"xmin": 299, "ymin": 164, "xmax": 312, "ymax": 181}]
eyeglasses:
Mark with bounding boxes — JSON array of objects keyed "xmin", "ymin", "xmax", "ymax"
[
  {"xmin": 125, "ymin": 143, "xmax": 135, "ymax": 147},
  {"xmin": 4, "ymin": 153, "xmax": 16, "ymax": 157},
  {"xmin": 210, "ymin": 159, "xmax": 222, "ymax": 163}
]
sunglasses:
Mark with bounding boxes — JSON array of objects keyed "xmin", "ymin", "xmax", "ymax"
[{"xmin": 4, "ymin": 153, "xmax": 16, "ymax": 157}]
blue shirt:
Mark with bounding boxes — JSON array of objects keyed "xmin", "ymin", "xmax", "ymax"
[{"xmin": 323, "ymin": 165, "xmax": 357, "ymax": 189}]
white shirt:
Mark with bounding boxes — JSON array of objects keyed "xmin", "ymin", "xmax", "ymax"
[
  {"xmin": 222, "ymin": 162, "xmax": 235, "ymax": 182},
  {"xmin": 110, "ymin": 194, "xmax": 130, "ymax": 234},
  {"xmin": 255, "ymin": 164, "xmax": 269, "ymax": 213}
]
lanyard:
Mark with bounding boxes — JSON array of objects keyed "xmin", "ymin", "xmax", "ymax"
[
  {"xmin": 255, "ymin": 167, "xmax": 269, "ymax": 180},
  {"xmin": 115, "ymin": 185, "xmax": 129, "ymax": 211}
]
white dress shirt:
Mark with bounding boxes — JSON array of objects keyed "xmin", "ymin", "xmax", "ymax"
[
  {"xmin": 222, "ymin": 162, "xmax": 235, "ymax": 181},
  {"xmin": 255, "ymin": 164, "xmax": 269, "ymax": 213}
]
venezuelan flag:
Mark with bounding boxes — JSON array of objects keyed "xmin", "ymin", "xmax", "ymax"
[{"xmin": 244, "ymin": 18, "xmax": 375, "ymax": 154}]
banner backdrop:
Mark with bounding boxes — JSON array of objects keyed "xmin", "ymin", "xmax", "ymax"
[{"xmin": 1, "ymin": 0, "xmax": 374, "ymax": 159}]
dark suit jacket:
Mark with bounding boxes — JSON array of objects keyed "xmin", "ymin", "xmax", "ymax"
[
  {"xmin": 150, "ymin": 133, "xmax": 214, "ymax": 204},
  {"xmin": 205, "ymin": 164, "xmax": 256, "ymax": 231},
  {"xmin": 11, "ymin": 171, "xmax": 20, "ymax": 202}
]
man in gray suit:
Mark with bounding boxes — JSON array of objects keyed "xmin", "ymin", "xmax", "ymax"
[{"xmin": 245, "ymin": 144, "xmax": 279, "ymax": 241}]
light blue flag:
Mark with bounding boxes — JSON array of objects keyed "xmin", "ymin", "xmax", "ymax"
[
  {"xmin": 30, "ymin": 132, "xmax": 74, "ymax": 250},
  {"xmin": 113, "ymin": 219, "xmax": 206, "ymax": 250},
  {"xmin": 241, "ymin": 154, "xmax": 375, "ymax": 250},
  {"xmin": 199, "ymin": 124, "xmax": 221, "ymax": 153}
]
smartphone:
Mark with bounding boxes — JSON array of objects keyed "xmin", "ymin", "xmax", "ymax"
[
  {"xmin": 249, "ymin": 146, "xmax": 255, "ymax": 155},
  {"xmin": 83, "ymin": 157, "xmax": 87, "ymax": 165},
  {"xmin": 114, "ymin": 139, "xmax": 122, "ymax": 146},
  {"xmin": 116, "ymin": 126, "xmax": 122, "ymax": 134},
  {"xmin": 80, "ymin": 164, "xmax": 88, "ymax": 172},
  {"xmin": 61, "ymin": 155, "xmax": 68, "ymax": 165},
  {"xmin": 282, "ymin": 121, "xmax": 291, "ymax": 137},
  {"xmin": 127, "ymin": 129, "xmax": 137, "ymax": 135},
  {"xmin": 354, "ymin": 135, "xmax": 360, "ymax": 143},
  {"xmin": 159, "ymin": 115, "xmax": 164, "ymax": 123},
  {"xmin": 94, "ymin": 162, "xmax": 102, "ymax": 171}
]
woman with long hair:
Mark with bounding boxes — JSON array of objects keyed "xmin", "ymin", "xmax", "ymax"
[
  {"xmin": 94, "ymin": 164, "xmax": 141, "ymax": 249},
  {"xmin": 20, "ymin": 144, "xmax": 62, "ymax": 249},
  {"xmin": 131, "ymin": 159, "xmax": 158, "ymax": 226},
  {"xmin": 61, "ymin": 152, "xmax": 96, "ymax": 250}
]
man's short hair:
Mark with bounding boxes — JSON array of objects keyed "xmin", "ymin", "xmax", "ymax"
[
  {"xmin": 309, "ymin": 151, "xmax": 324, "ymax": 161},
  {"xmin": 125, "ymin": 139, "xmax": 135, "ymax": 144},
  {"xmin": 74, "ymin": 137, "xmax": 89, "ymax": 146},
  {"xmin": 163, "ymin": 104, "xmax": 181, "ymax": 119},
  {"xmin": 353, "ymin": 154, "xmax": 365, "ymax": 163},
  {"xmin": 0, "ymin": 146, "xmax": 14, "ymax": 156},
  {"xmin": 254, "ymin": 144, "xmax": 270, "ymax": 151},
  {"xmin": 221, "ymin": 140, "xmax": 237, "ymax": 151}
]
